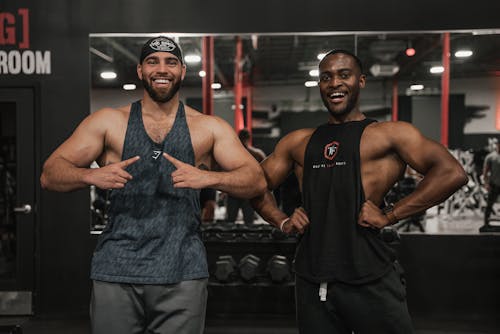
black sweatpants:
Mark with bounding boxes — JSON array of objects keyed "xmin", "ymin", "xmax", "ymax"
[
  {"xmin": 226, "ymin": 196, "xmax": 256, "ymax": 225},
  {"xmin": 485, "ymin": 183, "xmax": 500, "ymax": 223},
  {"xmin": 295, "ymin": 262, "xmax": 413, "ymax": 334}
]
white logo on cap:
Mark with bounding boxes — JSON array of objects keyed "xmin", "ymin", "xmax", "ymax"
[{"xmin": 149, "ymin": 38, "xmax": 176, "ymax": 52}]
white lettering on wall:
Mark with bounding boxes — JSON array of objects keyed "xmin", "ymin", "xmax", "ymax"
[{"xmin": 0, "ymin": 50, "xmax": 51, "ymax": 75}]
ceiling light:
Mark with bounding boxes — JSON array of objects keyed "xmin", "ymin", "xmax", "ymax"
[
  {"xmin": 454, "ymin": 50, "xmax": 473, "ymax": 58},
  {"xmin": 304, "ymin": 81, "xmax": 318, "ymax": 87},
  {"xmin": 231, "ymin": 104, "xmax": 244, "ymax": 110},
  {"xmin": 369, "ymin": 64, "xmax": 399, "ymax": 77},
  {"xmin": 211, "ymin": 83, "xmax": 221, "ymax": 89},
  {"xmin": 251, "ymin": 34, "xmax": 259, "ymax": 50},
  {"xmin": 405, "ymin": 41, "xmax": 416, "ymax": 57},
  {"xmin": 410, "ymin": 84, "xmax": 424, "ymax": 91},
  {"xmin": 199, "ymin": 70, "xmax": 206, "ymax": 77},
  {"xmin": 122, "ymin": 84, "xmax": 136, "ymax": 90},
  {"xmin": 405, "ymin": 47, "xmax": 416, "ymax": 57},
  {"xmin": 184, "ymin": 54, "xmax": 201, "ymax": 63},
  {"xmin": 309, "ymin": 69, "xmax": 319, "ymax": 77},
  {"xmin": 100, "ymin": 71, "xmax": 117, "ymax": 79},
  {"xmin": 430, "ymin": 66, "xmax": 444, "ymax": 74}
]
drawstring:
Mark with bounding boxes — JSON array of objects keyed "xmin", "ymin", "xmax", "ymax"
[{"xmin": 319, "ymin": 282, "xmax": 328, "ymax": 301}]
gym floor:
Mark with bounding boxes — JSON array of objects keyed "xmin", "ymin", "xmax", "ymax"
[{"xmin": 1, "ymin": 313, "xmax": 499, "ymax": 334}]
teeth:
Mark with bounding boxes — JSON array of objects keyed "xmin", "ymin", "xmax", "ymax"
[
  {"xmin": 330, "ymin": 92, "xmax": 345, "ymax": 98},
  {"xmin": 154, "ymin": 79, "xmax": 169, "ymax": 84}
]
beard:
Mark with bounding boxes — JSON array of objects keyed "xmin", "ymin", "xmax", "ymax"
[{"xmin": 142, "ymin": 78, "xmax": 182, "ymax": 103}]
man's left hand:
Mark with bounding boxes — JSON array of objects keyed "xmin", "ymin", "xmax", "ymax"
[
  {"xmin": 163, "ymin": 152, "xmax": 209, "ymax": 189},
  {"xmin": 358, "ymin": 200, "xmax": 390, "ymax": 229}
]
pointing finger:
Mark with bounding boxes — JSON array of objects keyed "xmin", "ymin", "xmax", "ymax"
[
  {"xmin": 119, "ymin": 156, "xmax": 140, "ymax": 168},
  {"xmin": 163, "ymin": 152, "xmax": 185, "ymax": 167}
]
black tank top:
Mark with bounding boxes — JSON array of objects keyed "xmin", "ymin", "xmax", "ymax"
[
  {"xmin": 295, "ymin": 119, "xmax": 395, "ymax": 284},
  {"xmin": 91, "ymin": 101, "xmax": 208, "ymax": 284}
]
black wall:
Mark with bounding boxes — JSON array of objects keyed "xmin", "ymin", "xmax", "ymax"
[
  {"xmin": 1, "ymin": 0, "xmax": 499, "ymax": 316},
  {"xmin": 397, "ymin": 95, "xmax": 466, "ymax": 149}
]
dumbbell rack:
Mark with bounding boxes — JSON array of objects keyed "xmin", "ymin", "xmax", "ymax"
[{"xmin": 201, "ymin": 222, "xmax": 297, "ymax": 316}]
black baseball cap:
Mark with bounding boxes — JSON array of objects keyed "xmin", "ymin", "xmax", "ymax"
[{"xmin": 139, "ymin": 36, "xmax": 184, "ymax": 64}]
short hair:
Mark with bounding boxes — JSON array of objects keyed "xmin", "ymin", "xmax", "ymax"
[{"xmin": 319, "ymin": 49, "xmax": 364, "ymax": 74}]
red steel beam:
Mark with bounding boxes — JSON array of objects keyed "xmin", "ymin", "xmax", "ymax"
[
  {"xmin": 246, "ymin": 83, "xmax": 253, "ymax": 144},
  {"xmin": 392, "ymin": 77, "xmax": 398, "ymax": 121},
  {"xmin": 202, "ymin": 36, "xmax": 214, "ymax": 115},
  {"xmin": 234, "ymin": 36, "xmax": 244, "ymax": 131},
  {"xmin": 441, "ymin": 32, "xmax": 450, "ymax": 147}
]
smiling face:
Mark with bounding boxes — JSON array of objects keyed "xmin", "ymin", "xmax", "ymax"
[
  {"xmin": 318, "ymin": 52, "xmax": 366, "ymax": 120},
  {"xmin": 137, "ymin": 52, "xmax": 186, "ymax": 103}
]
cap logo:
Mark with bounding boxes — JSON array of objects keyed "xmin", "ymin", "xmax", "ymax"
[{"xmin": 149, "ymin": 38, "xmax": 177, "ymax": 52}]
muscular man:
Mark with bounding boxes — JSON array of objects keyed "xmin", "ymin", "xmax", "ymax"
[
  {"xmin": 40, "ymin": 36, "xmax": 266, "ymax": 334},
  {"xmin": 226, "ymin": 129, "xmax": 266, "ymax": 225},
  {"xmin": 483, "ymin": 141, "xmax": 500, "ymax": 227},
  {"xmin": 251, "ymin": 49, "xmax": 468, "ymax": 333}
]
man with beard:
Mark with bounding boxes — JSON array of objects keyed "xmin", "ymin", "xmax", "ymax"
[
  {"xmin": 251, "ymin": 49, "xmax": 468, "ymax": 333},
  {"xmin": 40, "ymin": 36, "xmax": 266, "ymax": 334}
]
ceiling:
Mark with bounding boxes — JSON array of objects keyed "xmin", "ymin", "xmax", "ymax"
[{"xmin": 90, "ymin": 32, "xmax": 500, "ymax": 90}]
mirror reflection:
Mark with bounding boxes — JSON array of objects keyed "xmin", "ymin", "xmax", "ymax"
[{"xmin": 89, "ymin": 31, "xmax": 500, "ymax": 235}]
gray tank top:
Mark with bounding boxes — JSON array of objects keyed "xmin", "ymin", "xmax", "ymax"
[{"xmin": 90, "ymin": 101, "xmax": 208, "ymax": 284}]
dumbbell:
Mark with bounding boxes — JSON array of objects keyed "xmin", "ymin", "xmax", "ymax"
[
  {"xmin": 208, "ymin": 223, "xmax": 237, "ymax": 241},
  {"xmin": 214, "ymin": 255, "xmax": 237, "ymax": 282},
  {"xmin": 271, "ymin": 228, "xmax": 288, "ymax": 240},
  {"xmin": 239, "ymin": 254, "xmax": 261, "ymax": 282},
  {"xmin": 267, "ymin": 255, "xmax": 291, "ymax": 283}
]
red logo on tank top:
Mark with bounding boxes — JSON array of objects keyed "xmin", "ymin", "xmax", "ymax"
[{"xmin": 324, "ymin": 141, "xmax": 339, "ymax": 160}]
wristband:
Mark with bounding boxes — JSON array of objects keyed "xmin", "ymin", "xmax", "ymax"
[
  {"xmin": 279, "ymin": 218, "xmax": 291, "ymax": 232},
  {"xmin": 383, "ymin": 204, "xmax": 398, "ymax": 225}
]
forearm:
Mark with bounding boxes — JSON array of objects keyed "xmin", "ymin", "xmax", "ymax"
[
  {"xmin": 207, "ymin": 166, "xmax": 267, "ymax": 199},
  {"xmin": 483, "ymin": 167, "xmax": 490, "ymax": 185},
  {"xmin": 250, "ymin": 191, "xmax": 288, "ymax": 228},
  {"xmin": 391, "ymin": 164, "xmax": 468, "ymax": 220},
  {"xmin": 40, "ymin": 157, "xmax": 92, "ymax": 192}
]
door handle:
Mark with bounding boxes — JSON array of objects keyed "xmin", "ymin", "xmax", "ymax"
[{"xmin": 13, "ymin": 204, "xmax": 32, "ymax": 214}]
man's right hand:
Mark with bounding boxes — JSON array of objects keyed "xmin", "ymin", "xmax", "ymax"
[
  {"xmin": 87, "ymin": 156, "xmax": 140, "ymax": 189},
  {"xmin": 282, "ymin": 207, "xmax": 310, "ymax": 234}
]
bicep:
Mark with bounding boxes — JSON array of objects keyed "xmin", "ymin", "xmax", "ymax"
[
  {"xmin": 212, "ymin": 120, "xmax": 259, "ymax": 171},
  {"xmin": 45, "ymin": 114, "xmax": 106, "ymax": 168},
  {"xmin": 392, "ymin": 123, "xmax": 457, "ymax": 174},
  {"xmin": 483, "ymin": 158, "xmax": 491, "ymax": 171}
]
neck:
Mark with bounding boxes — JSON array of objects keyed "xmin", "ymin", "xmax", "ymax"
[
  {"xmin": 141, "ymin": 93, "xmax": 180, "ymax": 116},
  {"xmin": 327, "ymin": 109, "xmax": 365, "ymax": 124}
]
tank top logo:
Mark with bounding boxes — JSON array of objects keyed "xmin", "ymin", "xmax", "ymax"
[
  {"xmin": 324, "ymin": 141, "xmax": 340, "ymax": 160},
  {"xmin": 152, "ymin": 150, "xmax": 162, "ymax": 159}
]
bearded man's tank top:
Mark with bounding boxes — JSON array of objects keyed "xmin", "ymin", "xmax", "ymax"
[
  {"xmin": 90, "ymin": 101, "xmax": 208, "ymax": 284},
  {"xmin": 295, "ymin": 119, "xmax": 395, "ymax": 284}
]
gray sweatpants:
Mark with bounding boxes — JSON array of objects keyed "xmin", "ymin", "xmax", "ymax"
[{"xmin": 90, "ymin": 278, "xmax": 208, "ymax": 334}]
